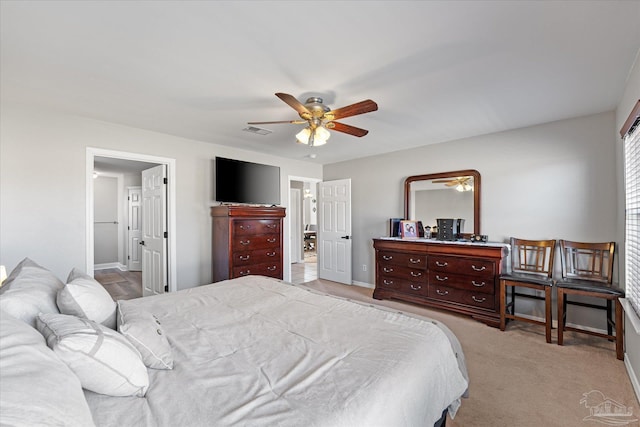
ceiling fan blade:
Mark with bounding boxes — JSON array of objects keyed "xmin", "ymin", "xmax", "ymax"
[
  {"xmin": 327, "ymin": 121, "xmax": 369, "ymax": 137},
  {"xmin": 325, "ymin": 99, "xmax": 378, "ymax": 121},
  {"xmin": 247, "ymin": 120, "xmax": 307, "ymax": 125},
  {"xmin": 432, "ymin": 179, "xmax": 456, "ymax": 183},
  {"xmin": 275, "ymin": 93, "xmax": 312, "ymax": 118}
]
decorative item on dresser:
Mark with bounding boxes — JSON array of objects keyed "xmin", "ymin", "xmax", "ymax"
[
  {"xmin": 210, "ymin": 205, "xmax": 286, "ymax": 282},
  {"xmin": 373, "ymin": 238, "xmax": 508, "ymax": 326}
]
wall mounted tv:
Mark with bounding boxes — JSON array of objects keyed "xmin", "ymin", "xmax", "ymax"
[{"xmin": 215, "ymin": 157, "xmax": 281, "ymax": 205}]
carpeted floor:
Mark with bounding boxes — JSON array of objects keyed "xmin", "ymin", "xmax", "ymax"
[{"xmin": 301, "ymin": 279, "xmax": 639, "ymax": 427}]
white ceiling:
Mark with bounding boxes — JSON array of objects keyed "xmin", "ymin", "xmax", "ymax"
[{"xmin": 2, "ymin": 1, "xmax": 639, "ymax": 165}]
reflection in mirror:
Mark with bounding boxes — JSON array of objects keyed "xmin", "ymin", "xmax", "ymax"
[
  {"xmin": 404, "ymin": 170, "xmax": 480, "ymax": 236},
  {"xmin": 411, "ymin": 179, "xmax": 474, "ymax": 233}
]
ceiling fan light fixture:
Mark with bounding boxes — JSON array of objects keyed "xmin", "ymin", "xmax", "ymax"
[
  {"xmin": 296, "ymin": 126, "xmax": 330, "ymax": 146},
  {"xmin": 456, "ymin": 182, "xmax": 473, "ymax": 192}
]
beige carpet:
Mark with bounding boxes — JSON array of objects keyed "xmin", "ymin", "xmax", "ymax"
[{"xmin": 302, "ymin": 279, "xmax": 639, "ymax": 427}]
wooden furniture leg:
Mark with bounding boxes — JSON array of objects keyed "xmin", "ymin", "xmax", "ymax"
[
  {"xmin": 615, "ymin": 298, "xmax": 623, "ymax": 360},
  {"xmin": 499, "ymin": 280, "xmax": 507, "ymax": 331},
  {"xmin": 545, "ymin": 286, "xmax": 552, "ymax": 344},
  {"xmin": 557, "ymin": 288, "xmax": 565, "ymax": 346}
]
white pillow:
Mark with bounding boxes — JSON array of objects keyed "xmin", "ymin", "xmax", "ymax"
[
  {"xmin": 36, "ymin": 312, "xmax": 149, "ymax": 397},
  {"xmin": 57, "ymin": 268, "xmax": 117, "ymax": 329},
  {"xmin": 117, "ymin": 300, "xmax": 174, "ymax": 370},
  {"xmin": 0, "ymin": 310, "xmax": 95, "ymax": 427},
  {"xmin": 0, "ymin": 258, "xmax": 63, "ymax": 327}
]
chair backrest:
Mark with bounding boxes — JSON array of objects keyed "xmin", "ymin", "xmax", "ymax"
[
  {"xmin": 510, "ymin": 238, "xmax": 557, "ymax": 278},
  {"xmin": 559, "ymin": 240, "xmax": 615, "ymax": 284}
]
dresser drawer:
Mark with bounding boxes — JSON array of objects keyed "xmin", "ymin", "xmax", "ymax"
[
  {"xmin": 378, "ymin": 251, "xmax": 427, "ymax": 269},
  {"xmin": 232, "ymin": 248, "xmax": 280, "ymax": 266},
  {"xmin": 232, "ymin": 234, "xmax": 279, "ymax": 250},
  {"xmin": 233, "ymin": 262, "xmax": 282, "ymax": 278},
  {"xmin": 428, "ymin": 284, "xmax": 495, "ymax": 310},
  {"xmin": 233, "ymin": 219, "xmax": 280, "ymax": 236},
  {"xmin": 428, "ymin": 256, "xmax": 495, "ymax": 279},
  {"xmin": 378, "ymin": 277, "xmax": 428, "ymax": 297},
  {"xmin": 428, "ymin": 271, "xmax": 494, "ymax": 294},
  {"xmin": 378, "ymin": 263, "xmax": 427, "ymax": 281}
]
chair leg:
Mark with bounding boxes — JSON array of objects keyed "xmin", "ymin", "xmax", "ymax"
[
  {"xmin": 615, "ymin": 298, "xmax": 624, "ymax": 361},
  {"xmin": 499, "ymin": 280, "xmax": 507, "ymax": 331},
  {"xmin": 607, "ymin": 299, "xmax": 613, "ymax": 337},
  {"xmin": 557, "ymin": 288, "xmax": 564, "ymax": 346},
  {"xmin": 545, "ymin": 286, "xmax": 552, "ymax": 344}
]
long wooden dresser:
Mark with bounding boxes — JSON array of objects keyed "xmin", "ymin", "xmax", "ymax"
[
  {"xmin": 211, "ymin": 205, "xmax": 286, "ymax": 282},
  {"xmin": 373, "ymin": 238, "xmax": 509, "ymax": 327}
]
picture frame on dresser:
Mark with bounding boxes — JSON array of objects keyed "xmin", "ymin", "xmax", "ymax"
[{"xmin": 400, "ymin": 220, "xmax": 418, "ymax": 238}]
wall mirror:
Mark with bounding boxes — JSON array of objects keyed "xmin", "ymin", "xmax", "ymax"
[{"xmin": 404, "ymin": 169, "xmax": 480, "ymax": 236}]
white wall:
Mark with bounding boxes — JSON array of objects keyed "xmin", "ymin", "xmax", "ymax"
[
  {"xmin": 0, "ymin": 104, "xmax": 322, "ymax": 289},
  {"xmin": 324, "ymin": 110, "xmax": 619, "ymax": 330}
]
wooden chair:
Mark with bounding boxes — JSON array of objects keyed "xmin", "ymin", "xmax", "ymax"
[
  {"xmin": 556, "ymin": 240, "xmax": 624, "ymax": 360},
  {"xmin": 499, "ymin": 238, "xmax": 556, "ymax": 343}
]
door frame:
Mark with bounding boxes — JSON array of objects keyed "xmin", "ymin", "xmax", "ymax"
[{"xmin": 86, "ymin": 147, "xmax": 177, "ymax": 293}]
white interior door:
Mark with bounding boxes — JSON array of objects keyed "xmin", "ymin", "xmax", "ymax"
[
  {"xmin": 127, "ymin": 187, "xmax": 142, "ymax": 271},
  {"xmin": 141, "ymin": 165, "xmax": 167, "ymax": 296},
  {"xmin": 318, "ymin": 179, "xmax": 352, "ymax": 284}
]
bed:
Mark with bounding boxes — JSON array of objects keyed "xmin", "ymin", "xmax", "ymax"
[{"xmin": 0, "ymin": 258, "xmax": 469, "ymax": 427}]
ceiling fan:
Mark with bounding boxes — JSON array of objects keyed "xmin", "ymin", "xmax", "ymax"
[
  {"xmin": 432, "ymin": 176, "xmax": 474, "ymax": 192},
  {"xmin": 248, "ymin": 93, "xmax": 378, "ymax": 147}
]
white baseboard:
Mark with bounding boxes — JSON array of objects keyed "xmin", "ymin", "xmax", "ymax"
[
  {"xmin": 94, "ymin": 262, "xmax": 127, "ymax": 271},
  {"xmin": 625, "ymin": 354, "xmax": 640, "ymax": 405},
  {"xmin": 351, "ymin": 280, "xmax": 375, "ymax": 289}
]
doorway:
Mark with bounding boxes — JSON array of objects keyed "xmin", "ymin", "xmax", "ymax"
[
  {"xmin": 86, "ymin": 148, "xmax": 177, "ymax": 294},
  {"xmin": 289, "ymin": 177, "xmax": 320, "ymax": 284}
]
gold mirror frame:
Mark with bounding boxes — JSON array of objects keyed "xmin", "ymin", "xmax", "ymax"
[{"xmin": 404, "ymin": 169, "xmax": 481, "ymax": 235}]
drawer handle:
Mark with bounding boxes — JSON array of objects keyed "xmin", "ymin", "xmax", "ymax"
[
  {"xmin": 409, "ymin": 258, "xmax": 421, "ymax": 264},
  {"xmin": 266, "ymin": 224, "xmax": 277, "ymax": 229},
  {"xmin": 410, "ymin": 284, "xmax": 422, "ymax": 291},
  {"xmin": 471, "ymin": 265, "xmax": 486, "ymax": 271},
  {"xmin": 266, "ymin": 238, "xmax": 277, "ymax": 243},
  {"xmin": 239, "ymin": 255, "xmax": 250, "ymax": 261},
  {"xmin": 435, "ymin": 261, "xmax": 448, "ymax": 267},
  {"xmin": 382, "ymin": 255, "xmax": 393, "ymax": 261},
  {"xmin": 472, "ymin": 296, "xmax": 486, "ymax": 303},
  {"xmin": 240, "ymin": 240, "xmax": 251, "ymax": 246},
  {"xmin": 472, "ymin": 280, "xmax": 486, "ymax": 287},
  {"xmin": 410, "ymin": 271, "xmax": 422, "ymax": 277},
  {"xmin": 266, "ymin": 251, "xmax": 276, "ymax": 257},
  {"xmin": 383, "ymin": 267, "xmax": 394, "ymax": 273},
  {"xmin": 239, "ymin": 225, "xmax": 251, "ymax": 230},
  {"xmin": 436, "ymin": 289, "xmax": 449, "ymax": 296},
  {"xmin": 435, "ymin": 275, "xmax": 448, "ymax": 281},
  {"xmin": 383, "ymin": 279, "xmax": 394, "ymax": 285},
  {"xmin": 239, "ymin": 270, "xmax": 250, "ymax": 276},
  {"xmin": 267, "ymin": 266, "xmax": 277, "ymax": 271}
]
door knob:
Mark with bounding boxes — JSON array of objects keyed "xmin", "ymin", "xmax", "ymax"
[
  {"xmin": 341, "ymin": 236, "xmax": 351, "ymax": 240},
  {"xmin": 139, "ymin": 241, "xmax": 145, "ymax": 246}
]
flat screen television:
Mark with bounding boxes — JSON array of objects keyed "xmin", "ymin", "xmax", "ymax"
[{"xmin": 215, "ymin": 157, "xmax": 281, "ymax": 205}]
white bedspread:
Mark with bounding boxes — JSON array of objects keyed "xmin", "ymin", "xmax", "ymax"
[{"xmin": 85, "ymin": 276, "xmax": 468, "ymax": 427}]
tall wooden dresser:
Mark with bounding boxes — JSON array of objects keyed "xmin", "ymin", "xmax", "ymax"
[
  {"xmin": 211, "ymin": 205, "xmax": 286, "ymax": 282},
  {"xmin": 373, "ymin": 238, "xmax": 509, "ymax": 326}
]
